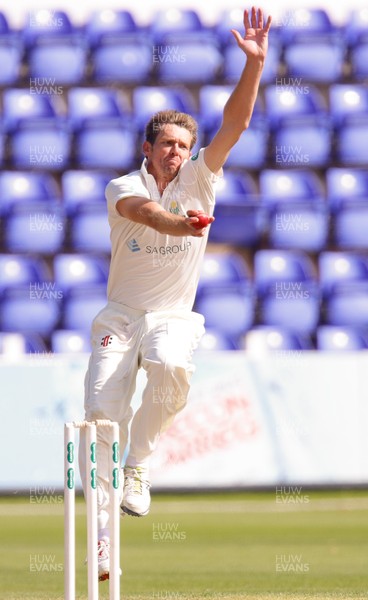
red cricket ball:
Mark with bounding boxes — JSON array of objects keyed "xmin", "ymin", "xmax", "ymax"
[{"xmin": 192, "ymin": 214, "xmax": 211, "ymax": 229}]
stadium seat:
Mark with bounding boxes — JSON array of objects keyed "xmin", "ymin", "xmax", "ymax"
[
  {"xmin": 67, "ymin": 88, "xmax": 129, "ymax": 130},
  {"xmin": 267, "ymin": 202, "xmax": 329, "ymax": 252},
  {"xmin": 9, "ymin": 120, "xmax": 71, "ymax": 171},
  {"xmin": 258, "ymin": 283, "xmax": 321, "ymax": 334},
  {"xmin": 91, "ymin": 40, "xmax": 153, "ymax": 84},
  {"xmin": 0, "ymin": 287, "xmax": 61, "ymax": 337},
  {"xmin": 197, "ymin": 328, "xmax": 239, "ymax": 351},
  {"xmin": 156, "ymin": 41, "xmax": 222, "ymax": 84},
  {"xmin": 318, "ymin": 251, "xmax": 368, "ymax": 297},
  {"xmin": 85, "ymin": 9, "xmax": 140, "ymax": 48},
  {"xmin": 0, "ymin": 171, "xmax": 60, "ymax": 216},
  {"xmin": 332, "ymin": 202, "xmax": 368, "ymax": 249},
  {"xmin": 69, "ymin": 204, "xmax": 110, "ymax": 253},
  {"xmin": 62, "ymin": 285, "xmax": 107, "ymax": 331},
  {"xmin": 53, "ymin": 254, "xmax": 109, "ymax": 293},
  {"xmin": 23, "ymin": 10, "xmax": 78, "ymax": 46},
  {"xmin": 73, "ymin": 120, "xmax": 137, "ymax": 170},
  {"xmin": 2, "ymin": 89, "xmax": 59, "ymax": 132},
  {"xmin": 61, "ymin": 170, "xmax": 115, "ymax": 215},
  {"xmin": 197, "ymin": 252, "xmax": 251, "ymax": 296},
  {"xmin": 51, "ymin": 329, "xmax": 92, "ymax": 353},
  {"xmin": 199, "ymin": 86, "xmax": 263, "ymax": 133},
  {"xmin": 326, "ymin": 168, "xmax": 368, "ymax": 210},
  {"xmin": 0, "ymin": 332, "xmax": 48, "ymax": 355},
  {"xmin": 194, "ymin": 285, "xmax": 255, "ymax": 338},
  {"xmin": 244, "ymin": 326, "xmax": 314, "ymax": 353},
  {"xmin": 28, "ymin": 39, "xmax": 87, "ymax": 85},
  {"xmin": 215, "ymin": 170, "xmax": 258, "ymax": 202},
  {"xmin": 209, "ymin": 201, "xmax": 267, "ymax": 246},
  {"xmin": 316, "ymin": 325, "xmax": 368, "ymax": 351},
  {"xmin": 272, "ymin": 116, "xmax": 332, "ymax": 168},
  {"xmin": 132, "ymin": 86, "xmax": 196, "ymax": 132},
  {"xmin": 254, "ymin": 249, "xmax": 317, "ymax": 296},
  {"xmin": 350, "ymin": 42, "xmax": 368, "ymax": 82},
  {"xmin": 224, "ymin": 118, "xmax": 269, "ymax": 169},
  {"xmin": 149, "ymin": 8, "xmax": 204, "ymax": 44},
  {"xmin": 264, "ymin": 85, "xmax": 327, "ymax": 130},
  {"xmin": 0, "ymin": 255, "xmax": 50, "ymax": 293},
  {"xmin": 260, "ymin": 169, "xmax": 325, "ymax": 205},
  {"xmin": 279, "ymin": 8, "xmax": 338, "ymax": 44},
  {"xmin": 324, "ymin": 281, "xmax": 368, "ymax": 327},
  {"xmin": 344, "ymin": 8, "xmax": 368, "ymax": 46},
  {"xmin": 4, "ymin": 202, "xmax": 65, "ymax": 254},
  {"xmin": 0, "ymin": 39, "xmax": 23, "ymax": 85},
  {"xmin": 329, "ymin": 84, "xmax": 368, "ymax": 127},
  {"xmin": 335, "ymin": 116, "xmax": 368, "ymax": 166}
]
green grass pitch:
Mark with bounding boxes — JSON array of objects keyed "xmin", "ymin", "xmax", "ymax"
[{"xmin": 1, "ymin": 490, "xmax": 368, "ymax": 600}]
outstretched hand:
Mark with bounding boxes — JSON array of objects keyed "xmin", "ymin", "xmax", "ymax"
[{"xmin": 231, "ymin": 6, "xmax": 272, "ymax": 59}]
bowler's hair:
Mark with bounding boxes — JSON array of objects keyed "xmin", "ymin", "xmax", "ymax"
[{"xmin": 145, "ymin": 110, "xmax": 198, "ymax": 149}]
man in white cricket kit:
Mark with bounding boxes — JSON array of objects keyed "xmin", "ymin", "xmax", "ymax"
[{"xmin": 78, "ymin": 7, "xmax": 271, "ymax": 580}]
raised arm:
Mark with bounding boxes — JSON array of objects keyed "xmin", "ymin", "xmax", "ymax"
[{"xmin": 204, "ymin": 6, "xmax": 272, "ymax": 174}]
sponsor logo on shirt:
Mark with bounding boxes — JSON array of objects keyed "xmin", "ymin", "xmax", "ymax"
[
  {"xmin": 127, "ymin": 238, "xmax": 141, "ymax": 252},
  {"xmin": 191, "ymin": 152, "xmax": 199, "ymax": 161},
  {"xmin": 169, "ymin": 201, "xmax": 180, "ymax": 215},
  {"xmin": 145, "ymin": 241, "xmax": 192, "ymax": 255}
]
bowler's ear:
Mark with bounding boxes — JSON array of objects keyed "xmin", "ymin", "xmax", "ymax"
[{"xmin": 142, "ymin": 140, "xmax": 152, "ymax": 158}]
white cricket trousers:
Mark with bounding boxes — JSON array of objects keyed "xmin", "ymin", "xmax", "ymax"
[{"xmin": 78, "ymin": 301, "xmax": 205, "ymax": 530}]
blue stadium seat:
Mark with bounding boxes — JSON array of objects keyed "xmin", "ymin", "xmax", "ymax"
[
  {"xmin": 214, "ymin": 8, "xmax": 246, "ymax": 45},
  {"xmin": 344, "ymin": 8, "xmax": 368, "ymax": 46},
  {"xmin": 0, "ymin": 287, "xmax": 61, "ymax": 337},
  {"xmin": 332, "ymin": 202, "xmax": 368, "ymax": 249},
  {"xmin": 224, "ymin": 119, "xmax": 269, "ymax": 169},
  {"xmin": 316, "ymin": 325, "xmax": 368, "ymax": 351},
  {"xmin": 68, "ymin": 88, "xmax": 129, "ymax": 130},
  {"xmin": 215, "ymin": 170, "xmax": 258, "ymax": 202},
  {"xmin": 254, "ymin": 249, "xmax": 317, "ymax": 296},
  {"xmin": 324, "ymin": 281, "xmax": 368, "ymax": 327},
  {"xmin": 209, "ymin": 202, "xmax": 267, "ymax": 246},
  {"xmin": 244, "ymin": 326, "xmax": 314, "ymax": 352},
  {"xmin": 0, "ymin": 254, "xmax": 50, "ymax": 293},
  {"xmin": 28, "ymin": 39, "xmax": 87, "ymax": 85},
  {"xmin": 199, "ymin": 86, "xmax": 263, "ymax": 133},
  {"xmin": 2, "ymin": 89, "xmax": 59, "ymax": 132},
  {"xmin": 329, "ymin": 84, "xmax": 368, "ymax": 127},
  {"xmin": 0, "ymin": 39, "xmax": 23, "ymax": 85},
  {"xmin": 267, "ymin": 202, "xmax": 329, "ymax": 252},
  {"xmin": 91, "ymin": 40, "xmax": 153, "ymax": 84},
  {"xmin": 9, "ymin": 120, "xmax": 71, "ymax": 171},
  {"xmin": 51, "ymin": 329, "xmax": 92, "ymax": 353},
  {"xmin": 335, "ymin": 116, "xmax": 368, "ymax": 166},
  {"xmin": 4, "ymin": 202, "xmax": 65, "ymax": 254},
  {"xmin": 150, "ymin": 8, "xmax": 204, "ymax": 44},
  {"xmin": 85, "ymin": 9, "xmax": 140, "ymax": 48},
  {"xmin": 69, "ymin": 204, "xmax": 110, "ymax": 253},
  {"xmin": 223, "ymin": 39, "xmax": 280, "ymax": 84},
  {"xmin": 260, "ymin": 169, "xmax": 325, "ymax": 205},
  {"xmin": 264, "ymin": 85, "xmax": 327, "ymax": 130},
  {"xmin": 284, "ymin": 39, "xmax": 345, "ymax": 83},
  {"xmin": 23, "ymin": 10, "xmax": 78, "ymax": 47},
  {"xmin": 156, "ymin": 41, "xmax": 222, "ymax": 84},
  {"xmin": 318, "ymin": 251, "xmax": 368, "ymax": 297},
  {"xmin": 132, "ymin": 86, "xmax": 196, "ymax": 131},
  {"xmin": 272, "ymin": 116, "xmax": 332, "ymax": 168},
  {"xmin": 53, "ymin": 254, "xmax": 109, "ymax": 293},
  {"xmin": 197, "ymin": 252, "xmax": 251, "ymax": 296},
  {"xmin": 258, "ymin": 283, "xmax": 321, "ymax": 334},
  {"xmin": 279, "ymin": 8, "xmax": 340, "ymax": 44},
  {"xmin": 73, "ymin": 120, "xmax": 136, "ymax": 170},
  {"xmin": 0, "ymin": 332, "xmax": 48, "ymax": 355},
  {"xmin": 61, "ymin": 170, "xmax": 115, "ymax": 215},
  {"xmin": 350, "ymin": 42, "xmax": 368, "ymax": 82},
  {"xmin": 326, "ymin": 168, "xmax": 368, "ymax": 210},
  {"xmin": 194, "ymin": 285, "xmax": 255, "ymax": 338},
  {"xmin": 62, "ymin": 285, "xmax": 107, "ymax": 331},
  {"xmin": 0, "ymin": 171, "xmax": 60, "ymax": 216},
  {"xmin": 197, "ymin": 328, "xmax": 239, "ymax": 351}
]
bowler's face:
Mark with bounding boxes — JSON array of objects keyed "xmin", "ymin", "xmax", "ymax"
[{"xmin": 144, "ymin": 124, "xmax": 192, "ymax": 182}]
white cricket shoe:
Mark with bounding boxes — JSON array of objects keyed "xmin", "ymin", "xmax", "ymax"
[{"xmin": 121, "ymin": 466, "xmax": 151, "ymax": 517}]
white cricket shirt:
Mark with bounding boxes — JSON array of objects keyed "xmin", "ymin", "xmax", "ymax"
[{"xmin": 105, "ymin": 148, "xmax": 221, "ymax": 311}]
